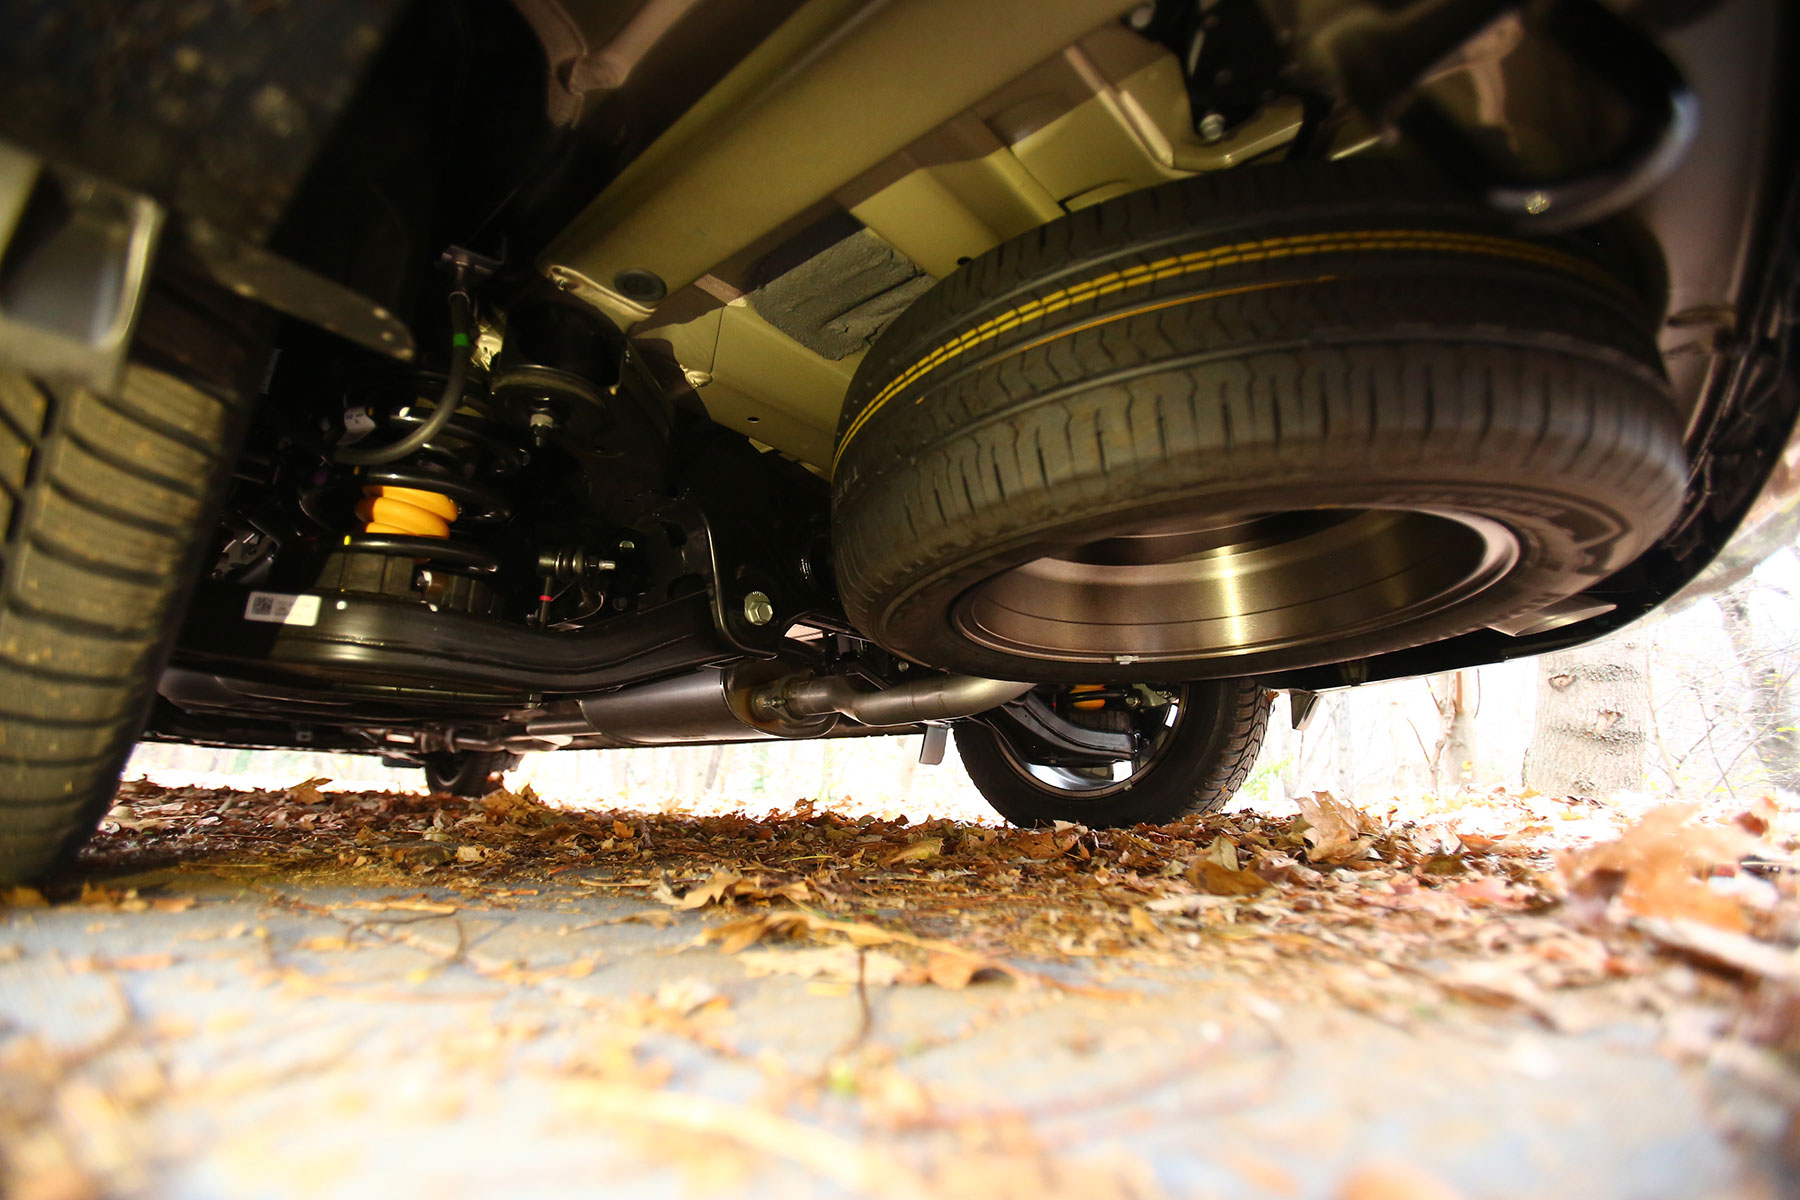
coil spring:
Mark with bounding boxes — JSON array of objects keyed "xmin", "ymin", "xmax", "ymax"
[
  {"xmin": 357, "ymin": 484, "xmax": 459, "ymax": 539},
  {"xmin": 303, "ymin": 374, "xmax": 526, "ymax": 574},
  {"xmin": 1068, "ymin": 684, "xmax": 1111, "ymax": 711}
]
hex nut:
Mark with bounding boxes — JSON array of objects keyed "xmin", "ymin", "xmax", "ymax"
[{"xmin": 743, "ymin": 591, "xmax": 775, "ymax": 626}]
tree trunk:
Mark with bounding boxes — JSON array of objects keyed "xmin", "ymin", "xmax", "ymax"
[
  {"xmin": 1716, "ymin": 583, "xmax": 1800, "ymax": 791},
  {"xmin": 701, "ymin": 745, "xmax": 727, "ymax": 798},
  {"xmin": 1430, "ymin": 671, "xmax": 1478, "ymax": 792},
  {"xmin": 1333, "ymin": 698, "xmax": 1356, "ymax": 800},
  {"xmin": 1525, "ymin": 633, "xmax": 1650, "ymax": 797}
]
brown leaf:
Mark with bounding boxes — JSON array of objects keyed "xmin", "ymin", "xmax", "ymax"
[
  {"xmin": 1010, "ymin": 829, "xmax": 1073, "ymax": 860},
  {"xmin": 704, "ymin": 911, "xmax": 816, "ymax": 954},
  {"xmin": 1337, "ymin": 1161, "xmax": 1467, "ymax": 1200},
  {"xmin": 737, "ymin": 946, "xmax": 905, "ymax": 985},
  {"xmin": 1451, "ymin": 876, "xmax": 1527, "ymax": 908},
  {"xmin": 882, "ymin": 836, "xmax": 943, "ymax": 865},
  {"xmin": 1189, "ymin": 860, "xmax": 1270, "ymax": 896},
  {"xmin": 1632, "ymin": 916, "xmax": 1800, "ymax": 984},
  {"xmin": 69, "ymin": 952, "xmax": 178, "ymax": 972},
  {"xmin": 653, "ymin": 976, "xmax": 726, "ymax": 1016},
  {"xmin": 1734, "ymin": 797, "xmax": 1778, "ymax": 837},
  {"xmin": 1294, "ymin": 792, "xmax": 1377, "ymax": 864},
  {"xmin": 384, "ymin": 898, "xmax": 459, "ymax": 914},
  {"xmin": 1198, "ymin": 835, "xmax": 1240, "ymax": 871},
  {"xmin": 1, "ymin": 885, "xmax": 48, "ymax": 908},
  {"xmin": 288, "ymin": 776, "xmax": 332, "ymax": 804},
  {"xmin": 1250, "ymin": 850, "xmax": 1321, "ymax": 886},
  {"xmin": 924, "ymin": 950, "xmax": 981, "ymax": 990},
  {"xmin": 670, "ymin": 870, "xmax": 743, "ymax": 910},
  {"xmin": 1554, "ymin": 805, "xmax": 1757, "ymax": 931}
]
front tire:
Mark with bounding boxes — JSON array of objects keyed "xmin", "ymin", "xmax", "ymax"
[
  {"xmin": 0, "ymin": 366, "xmax": 247, "ymax": 884},
  {"xmin": 956, "ymin": 680, "xmax": 1269, "ymax": 827}
]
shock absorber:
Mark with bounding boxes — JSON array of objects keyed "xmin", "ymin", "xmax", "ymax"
[
  {"xmin": 301, "ymin": 371, "xmax": 527, "ymax": 604},
  {"xmin": 302, "ymin": 383, "xmax": 525, "ymax": 575}
]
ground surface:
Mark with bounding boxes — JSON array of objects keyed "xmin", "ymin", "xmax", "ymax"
[{"xmin": 2, "ymin": 781, "xmax": 1797, "ymax": 1200}]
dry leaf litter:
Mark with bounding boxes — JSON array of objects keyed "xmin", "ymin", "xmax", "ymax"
[{"xmin": 0, "ymin": 776, "xmax": 1795, "ymax": 1198}]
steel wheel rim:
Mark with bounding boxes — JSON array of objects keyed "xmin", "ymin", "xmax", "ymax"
[
  {"xmin": 953, "ymin": 508, "xmax": 1518, "ymax": 664},
  {"xmin": 996, "ymin": 688, "xmax": 1184, "ymax": 799}
]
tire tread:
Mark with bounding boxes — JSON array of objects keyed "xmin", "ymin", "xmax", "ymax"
[{"xmin": 0, "ymin": 365, "xmax": 243, "ymax": 884}]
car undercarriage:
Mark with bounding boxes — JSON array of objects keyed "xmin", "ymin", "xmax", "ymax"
[{"xmin": 0, "ymin": 0, "xmax": 1794, "ymax": 878}]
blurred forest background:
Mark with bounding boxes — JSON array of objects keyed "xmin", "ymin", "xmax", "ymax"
[{"xmin": 131, "ymin": 536, "xmax": 1800, "ymax": 823}]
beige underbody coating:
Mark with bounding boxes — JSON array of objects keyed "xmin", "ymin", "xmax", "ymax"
[
  {"xmin": 538, "ymin": 0, "xmax": 1774, "ymax": 475},
  {"xmin": 542, "ymin": 5, "xmax": 1305, "ymax": 471}
]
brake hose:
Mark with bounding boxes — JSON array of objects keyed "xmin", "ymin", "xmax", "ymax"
[{"xmin": 334, "ymin": 290, "xmax": 473, "ymax": 467}]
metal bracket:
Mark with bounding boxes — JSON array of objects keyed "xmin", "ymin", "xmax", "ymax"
[
  {"xmin": 919, "ymin": 724, "xmax": 949, "ymax": 766},
  {"xmin": 1289, "ymin": 689, "xmax": 1321, "ymax": 731},
  {"xmin": 0, "ymin": 142, "xmax": 161, "ymax": 392},
  {"xmin": 174, "ymin": 220, "xmax": 416, "ymax": 361}
]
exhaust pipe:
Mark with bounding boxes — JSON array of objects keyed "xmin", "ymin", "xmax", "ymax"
[
  {"xmin": 749, "ymin": 673, "xmax": 1032, "ymax": 728},
  {"xmin": 521, "ymin": 665, "xmax": 1032, "ymax": 746}
]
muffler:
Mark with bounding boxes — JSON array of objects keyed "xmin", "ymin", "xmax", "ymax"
[{"xmin": 521, "ymin": 664, "xmax": 1032, "ymax": 747}]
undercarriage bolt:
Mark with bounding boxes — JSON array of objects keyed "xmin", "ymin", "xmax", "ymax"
[{"xmin": 743, "ymin": 591, "xmax": 775, "ymax": 626}]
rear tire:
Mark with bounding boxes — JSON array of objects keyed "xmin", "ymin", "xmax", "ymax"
[
  {"xmin": 422, "ymin": 749, "xmax": 521, "ymax": 799},
  {"xmin": 0, "ymin": 366, "xmax": 247, "ymax": 885},
  {"xmin": 957, "ymin": 680, "xmax": 1269, "ymax": 827}
]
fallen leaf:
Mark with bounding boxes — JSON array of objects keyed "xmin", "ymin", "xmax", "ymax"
[
  {"xmin": 384, "ymin": 898, "xmax": 460, "ymax": 914},
  {"xmin": 1189, "ymin": 860, "xmax": 1270, "ymax": 896},
  {"xmin": 663, "ymin": 870, "xmax": 744, "ymax": 910},
  {"xmin": 705, "ymin": 911, "xmax": 811, "ymax": 953},
  {"xmin": 1734, "ymin": 797, "xmax": 1778, "ymax": 837},
  {"xmin": 653, "ymin": 976, "xmax": 726, "ymax": 1016},
  {"xmin": 586, "ymin": 911, "xmax": 677, "ymax": 931},
  {"xmin": 288, "ymin": 776, "xmax": 332, "ymax": 804},
  {"xmin": 1250, "ymin": 851, "xmax": 1322, "ymax": 886},
  {"xmin": 1555, "ymin": 806, "xmax": 1757, "ymax": 931},
  {"xmin": 1632, "ymin": 917, "xmax": 1800, "ymax": 984},
  {"xmin": 924, "ymin": 950, "xmax": 983, "ymax": 989},
  {"xmin": 1294, "ymin": 792, "xmax": 1377, "ymax": 864},
  {"xmin": 1145, "ymin": 894, "xmax": 1237, "ymax": 915},
  {"xmin": 737, "ymin": 946, "xmax": 905, "ymax": 986},
  {"xmin": 2, "ymin": 886, "xmax": 48, "ymax": 908},
  {"xmin": 1198, "ymin": 835, "xmax": 1240, "ymax": 871},
  {"xmin": 1451, "ymin": 876, "xmax": 1527, "ymax": 908},
  {"xmin": 1338, "ymin": 1160, "xmax": 1467, "ymax": 1200},
  {"xmin": 1010, "ymin": 829, "xmax": 1074, "ymax": 860},
  {"xmin": 69, "ymin": 953, "xmax": 177, "ymax": 972},
  {"xmin": 883, "ymin": 836, "xmax": 943, "ymax": 865}
]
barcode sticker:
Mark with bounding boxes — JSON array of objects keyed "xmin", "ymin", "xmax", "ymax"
[{"xmin": 244, "ymin": 591, "xmax": 321, "ymax": 627}]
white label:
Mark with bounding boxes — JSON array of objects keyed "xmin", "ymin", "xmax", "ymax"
[{"xmin": 244, "ymin": 591, "xmax": 321, "ymax": 627}]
